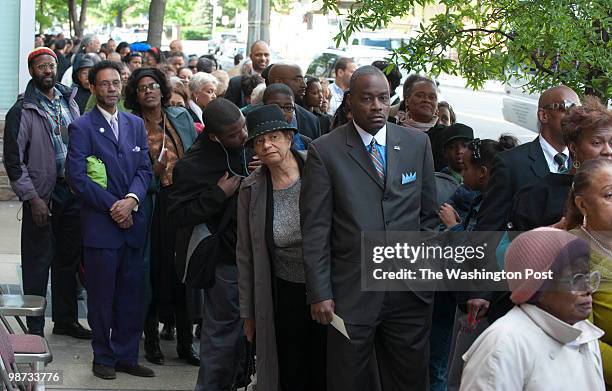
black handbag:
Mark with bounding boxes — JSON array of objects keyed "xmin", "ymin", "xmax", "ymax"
[{"xmin": 183, "ymin": 197, "xmax": 236, "ymax": 289}]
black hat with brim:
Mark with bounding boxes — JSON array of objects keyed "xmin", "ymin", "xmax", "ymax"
[
  {"xmin": 246, "ymin": 104, "xmax": 298, "ymax": 146},
  {"xmin": 443, "ymin": 123, "xmax": 474, "ymax": 146}
]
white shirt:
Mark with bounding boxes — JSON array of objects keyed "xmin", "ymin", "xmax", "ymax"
[
  {"xmin": 353, "ymin": 120, "xmax": 387, "ymax": 148},
  {"xmin": 96, "ymin": 105, "xmax": 140, "ymax": 209},
  {"xmin": 539, "ymin": 136, "xmax": 569, "ymax": 173},
  {"xmin": 460, "ymin": 304, "xmax": 605, "ymax": 391},
  {"xmin": 61, "ymin": 66, "xmax": 73, "ymax": 87},
  {"xmin": 97, "ymin": 104, "xmax": 119, "ymax": 130},
  {"xmin": 189, "ymin": 100, "xmax": 203, "ymax": 124},
  {"xmin": 327, "ymin": 82, "xmax": 345, "ymax": 116}
]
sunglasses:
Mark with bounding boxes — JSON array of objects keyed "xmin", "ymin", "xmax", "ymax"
[
  {"xmin": 541, "ymin": 99, "xmax": 581, "ymax": 112},
  {"xmin": 136, "ymin": 82, "xmax": 161, "ymax": 93}
]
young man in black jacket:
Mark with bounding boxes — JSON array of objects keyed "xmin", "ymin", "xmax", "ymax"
[{"xmin": 167, "ymin": 98, "xmax": 249, "ymax": 391}]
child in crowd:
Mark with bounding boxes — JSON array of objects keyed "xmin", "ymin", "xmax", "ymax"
[
  {"xmin": 437, "ymin": 101, "xmax": 456, "ymax": 126},
  {"xmin": 439, "ymin": 135, "xmax": 518, "ymax": 231}
]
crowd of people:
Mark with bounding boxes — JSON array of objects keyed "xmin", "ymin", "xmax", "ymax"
[{"xmin": 1, "ymin": 31, "xmax": 611, "ymax": 391}]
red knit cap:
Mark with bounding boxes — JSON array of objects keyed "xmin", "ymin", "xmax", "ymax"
[
  {"xmin": 28, "ymin": 47, "xmax": 58, "ymax": 65},
  {"xmin": 505, "ymin": 227, "xmax": 589, "ymax": 304}
]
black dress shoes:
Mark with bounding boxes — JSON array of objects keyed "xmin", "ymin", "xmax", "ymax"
[
  {"xmin": 92, "ymin": 363, "xmax": 116, "ymax": 380},
  {"xmin": 177, "ymin": 346, "xmax": 200, "ymax": 366},
  {"xmin": 115, "ymin": 363, "xmax": 155, "ymax": 377},
  {"xmin": 144, "ymin": 341, "xmax": 165, "ymax": 365},
  {"xmin": 53, "ymin": 322, "xmax": 92, "ymax": 339}
]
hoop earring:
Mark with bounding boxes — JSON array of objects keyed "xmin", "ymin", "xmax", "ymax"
[{"xmin": 573, "ymin": 160, "xmax": 581, "ymax": 169}]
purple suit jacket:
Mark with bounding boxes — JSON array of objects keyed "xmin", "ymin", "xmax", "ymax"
[{"xmin": 65, "ymin": 106, "xmax": 152, "ymax": 249}]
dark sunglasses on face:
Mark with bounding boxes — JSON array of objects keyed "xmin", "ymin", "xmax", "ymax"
[
  {"xmin": 542, "ymin": 99, "xmax": 581, "ymax": 112},
  {"xmin": 136, "ymin": 82, "xmax": 161, "ymax": 93}
]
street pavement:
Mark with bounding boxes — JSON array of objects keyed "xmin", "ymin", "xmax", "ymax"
[{"xmin": 438, "ymin": 82, "xmax": 536, "ymax": 145}]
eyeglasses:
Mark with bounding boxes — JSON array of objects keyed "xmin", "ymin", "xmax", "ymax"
[
  {"xmin": 136, "ymin": 82, "xmax": 161, "ymax": 93},
  {"xmin": 35, "ymin": 63, "xmax": 57, "ymax": 72},
  {"xmin": 97, "ymin": 80, "xmax": 122, "ymax": 89},
  {"xmin": 559, "ymin": 270, "xmax": 601, "ymax": 293},
  {"xmin": 542, "ymin": 100, "xmax": 581, "ymax": 112},
  {"xmin": 468, "ymin": 138, "xmax": 482, "ymax": 161},
  {"xmin": 277, "ymin": 104, "xmax": 295, "ymax": 113}
]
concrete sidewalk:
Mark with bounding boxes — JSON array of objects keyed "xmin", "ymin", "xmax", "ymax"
[{"xmin": 0, "ymin": 201, "xmax": 200, "ymax": 390}]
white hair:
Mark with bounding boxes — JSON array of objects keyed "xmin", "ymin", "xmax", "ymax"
[
  {"xmin": 251, "ymin": 83, "xmax": 267, "ymax": 105},
  {"xmin": 169, "ymin": 76, "xmax": 183, "ymax": 89},
  {"xmin": 189, "ymin": 71, "xmax": 219, "ymax": 93}
]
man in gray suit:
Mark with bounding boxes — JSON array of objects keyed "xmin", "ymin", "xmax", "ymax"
[{"xmin": 300, "ymin": 66, "xmax": 438, "ymax": 390}]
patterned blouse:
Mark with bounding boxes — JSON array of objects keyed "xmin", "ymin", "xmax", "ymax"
[{"xmin": 144, "ymin": 114, "xmax": 185, "ymax": 187}]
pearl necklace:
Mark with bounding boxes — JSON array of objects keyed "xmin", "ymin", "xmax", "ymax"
[{"xmin": 580, "ymin": 226, "xmax": 612, "ymax": 259}]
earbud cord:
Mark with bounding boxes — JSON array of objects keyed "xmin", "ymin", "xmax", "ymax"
[{"xmin": 216, "ymin": 139, "xmax": 248, "ymax": 178}]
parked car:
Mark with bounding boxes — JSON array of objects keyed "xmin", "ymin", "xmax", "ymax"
[{"xmin": 346, "ymin": 32, "xmax": 409, "ymax": 51}]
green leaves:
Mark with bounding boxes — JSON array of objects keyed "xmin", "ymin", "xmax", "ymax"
[{"xmin": 320, "ymin": 0, "xmax": 611, "ymax": 100}]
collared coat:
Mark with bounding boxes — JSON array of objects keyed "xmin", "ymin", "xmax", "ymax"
[
  {"xmin": 460, "ymin": 304, "xmax": 605, "ymax": 391},
  {"xmin": 236, "ymin": 151, "xmax": 307, "ymax": 391}
]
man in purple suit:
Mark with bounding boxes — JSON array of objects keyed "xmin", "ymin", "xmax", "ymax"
[{"xmin": 65, "ymin": 61, "xmax": 153, "ymax": 380}]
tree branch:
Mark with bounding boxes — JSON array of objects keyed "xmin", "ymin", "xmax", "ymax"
[
  {"xmin": 530, "ymin": 53, "xmax": 555, "ymax": 76},
  {"xmin": 457, "ymin": 28, "xmax": 515, "ymax": 41}
]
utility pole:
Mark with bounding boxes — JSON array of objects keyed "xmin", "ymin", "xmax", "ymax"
[
  {"xmin": 247, "ymin": 0, "xmax": 269, "ymax": 55},
  {"xmin": 260, "ymin": 0, "xmax": 270, "ymax": 44}
]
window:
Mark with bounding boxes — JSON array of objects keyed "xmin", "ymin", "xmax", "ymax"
[{"xmin": 0, "ymin": 1, "xmax": 20, "ymax": 114}]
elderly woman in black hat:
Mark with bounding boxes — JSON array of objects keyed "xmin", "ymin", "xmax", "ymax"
[
  {"xmin": 237, "ymin": 105, "xmax": 326, "ymax": 391},
  {"xmin": 123, "ymin": 67, "xmax": 199, "ymax": 367}
]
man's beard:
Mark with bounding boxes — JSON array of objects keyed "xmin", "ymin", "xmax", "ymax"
[{"xmin": 34, "ymin": 74, "xmax": 57, "ymax": 91}]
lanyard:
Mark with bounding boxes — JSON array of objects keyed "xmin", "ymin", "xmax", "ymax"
[{"xmin": 43, "ymin": 96, "xmax": 64, "ymax": 135}]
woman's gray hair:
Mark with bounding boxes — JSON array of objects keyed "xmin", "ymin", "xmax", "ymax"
[
  {"xmin": 168, "ymin": 76, "xmax": 184, "ymax": 89},
  {"xmin": 251, "ymin": 83, "xmax": 267, "ymax": 105},
  {"xmin": 189, "ymin": 72, "xmax": 219, "ymax": 93}
]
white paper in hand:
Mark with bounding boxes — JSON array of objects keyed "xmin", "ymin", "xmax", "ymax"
[{"xmin": 331, "ymin": 313, "xmax": 350, "ymax": 340}]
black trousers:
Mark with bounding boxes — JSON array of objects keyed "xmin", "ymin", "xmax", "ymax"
[
  {"xmin": 21, "ymin": 181, "xmax": 81, "ymax": 332},
  {"xmin": 275, "ymin": 277, "xmax": 327, "ymax": 391},
  {"xmin": 144, "ymin": 186, "xmax": 192, "ymax": 350},
  {"xmin": 327, "ymin": 291, "xmax": 433, "ymax": 391}
]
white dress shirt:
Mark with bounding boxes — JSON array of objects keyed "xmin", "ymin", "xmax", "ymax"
[
  {"xmin": 327, "ymin": 82, "xmax": 345, "ymax": 116},
  {"xmin": 353, "ymin": 121, "xmax": 387, "ymax": 148},
  {"xmin": 539, "ymin": 136, "xmax": 569, "ymax": 173}
]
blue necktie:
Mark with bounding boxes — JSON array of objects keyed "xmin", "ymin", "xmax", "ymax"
[
  {"xmin": 369, "ymin": 139, "xmax": 385, "ymax": 182},
  {"xmin": 110, "ymin": 116, "xmax": 119, "ymax": 141}
]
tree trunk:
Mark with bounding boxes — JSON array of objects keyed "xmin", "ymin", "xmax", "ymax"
[
  {"xmin": 117, "ymin": 6, "xmax": 123, "ymax": 28},
  {"xmin": 147, "ymin": 0, "xmax": 167, "ymax": 48},
  {"xmin": 68, "ymin": 0, "xmax": 88, "ymax": 38}
]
